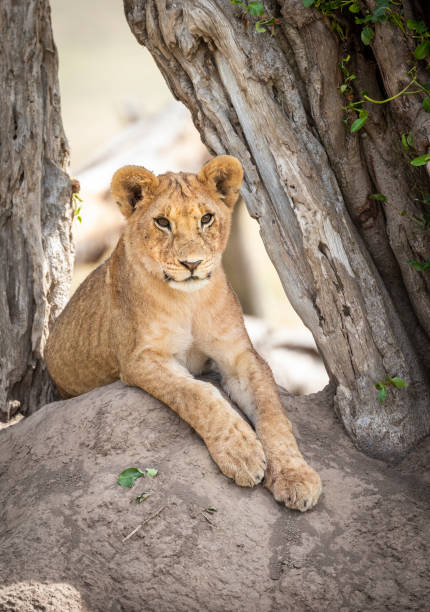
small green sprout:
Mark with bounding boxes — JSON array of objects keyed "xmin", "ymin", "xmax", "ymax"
[
  {"xmin": 406, "ymin": 258, "xmax": 430, "ymax": 272},
  {"xmin": 72, "ymin": 179, "xmax": 83, "ymax": 223},
  {"xmin": 375, "ymin": 375, "xmax": 407, "ymax": 404},
  {"xmin": 133, "ymin": 492, "xmax": 152, "ymax": 504},
  {"xmin": 230, "ymin": 1, "xmax": 279, "ymax": 35},
  {"xmin": 401, "ymin": 132, "xmax": 414, "ymax": 152}
]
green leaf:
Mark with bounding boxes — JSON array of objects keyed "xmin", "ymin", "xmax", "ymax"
[
  {"xmin": 407, "ymin": 132, "xmax": 414, "ymax": 148},
  {"xmin": 401, "ymin": 133, "xmax": 409, "ymax": 151},
  {"xmin": 406, "ymin": 19, "xmax": 428, "ymax": 34},
  {"xmin": 410, "ymin": 154, "xmax": 430, "ymax": 167},
  {"xmin": 375, "ymin": 382, "xmax": 387, "ymax": 404},
  {"xmin": 340, "ymin": 84, "xmax": 347, "ymax": 94},
  {"xmin": 248, "ymin": 1, "xmax": 264, "ymax": 16},
  {"xmin": 370, "ymin": 193, "xmax": 387, "ymax": 202},
  {"xmin": 206, "ymin": 506, "xmax": 217, "ymax": 513},
  {"xmin": 361, "ymin": 25, "xmax": 374, "ymax": 46},
  {"xmin": 378, "ymin": 387, "xmax": 387, "ymax": 403},
  {"xmin": 375, "ymin": 0, "xmax": 391, "ymax": 8},
  {"xmin": 349, "ymin": 3, "xmax": 360, "ymax": 13},
  {"xmin": 255, "ymin": 20, "xmax": 266, "ymax": 32},
  {"xmin": 423, "ymin": 98, "xmax": 430, "ymax": 113},
  {"xmin": 351, "ymin": 110, "xmax": 368, "ymax": 133},
  {"xmin": 406, "ymin": 259, "xmax": 430, "ymax": 271},
  {"xmin": 371, "ymin": 7, "xmax": 388, "ymax": 22},
  {"xmin": 145, "ymin": 468, "xmax": 158, "ymax": 478},
  {"xmin": 389, "ymin": 377, "xmax": 407, "ymax": 389},
  {"xmin": 118, "ymin": 467, "xmax": 145, "ymax": 488},
  {"xmin": 302, "ymin": 0, "xmax": 315, "ymax": 7},
  {"xmin": 415, "ymin": 21, "xmax": 428, "ymax": 35},
  {"xmin": 414, "ymin": 41, "xmax": 430, "ymax": 60}
]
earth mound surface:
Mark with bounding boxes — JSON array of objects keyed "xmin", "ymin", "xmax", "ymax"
[{"xmin": 1, "ymin": 381, "xmax": 429, "ymax": 611}]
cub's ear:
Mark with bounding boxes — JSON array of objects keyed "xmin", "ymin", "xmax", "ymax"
[
  {"xmin": 197, "ymin": 155, "xmax": 243, "ymax": 208},
  {"xmin": 111, "ymin": 165, "xmax": 159, "ymax": 217}
]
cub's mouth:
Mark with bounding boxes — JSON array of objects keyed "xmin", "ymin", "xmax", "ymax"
[
  {"xmin": 163, "ymin": 271, "xmax": 212, "ymax": 292},
  {"xmin": 163, "ymin": 272, "xmax": 212, "ymax": 283}
]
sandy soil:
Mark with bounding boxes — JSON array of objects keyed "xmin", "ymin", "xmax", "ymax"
[{"xmin": 0, "ymin": 381, "xmax": 429, "ymax": 611}]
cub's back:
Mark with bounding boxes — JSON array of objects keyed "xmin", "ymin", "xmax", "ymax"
[{"xmin": 45, "ymin": 261, "xmax": 119, "ymax": 397}]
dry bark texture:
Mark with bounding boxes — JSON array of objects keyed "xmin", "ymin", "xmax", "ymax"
[
  {"xmin": 0, "ymin": 0, "xmax": 73, "ymax": 419},
  {"xmin": 124, "ymin": 0, "xmax": 430, "ymax": 460},
  {"xmin": 0, "ymin": 382, "xmax": 429, "ymax": 611}
]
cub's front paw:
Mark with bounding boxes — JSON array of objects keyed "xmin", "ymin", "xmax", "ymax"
[
  {"xmin": 265, "ymin": 457, "xmax": 322, "ymax": 512},
  {"xmin": 207, "ymin": 418, "xmax": 266, "ymax": 487}
]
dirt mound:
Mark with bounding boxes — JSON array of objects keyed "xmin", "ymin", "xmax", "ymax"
[{"xmin": 1, "ymin": 381, "xmax": 429, "ymax": 611}]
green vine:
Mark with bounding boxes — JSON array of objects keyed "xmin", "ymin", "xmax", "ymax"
[
  {"xmin": 305, "ymin": 0, "xmax": 430, "ymax": 133},
  {"xmin": 370, "ymin": 192, "xmax": 430, "ymax": 234},
  {"xmin": 369, "ymin": 191, "xmax": 430, "ymax": 271}
]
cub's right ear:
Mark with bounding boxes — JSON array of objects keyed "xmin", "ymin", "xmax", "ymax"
[{"xmin": 111, "ymin": 165, "xmax": 159, "ymax": 218}]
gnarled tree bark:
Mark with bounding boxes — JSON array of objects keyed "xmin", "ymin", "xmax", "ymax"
[
  {"xmin": 0, "ymin": 0, "xmax": 73, "ymax": 419},
  {"xmin": 124, "ymin": 0, "xmax": 430, "ymax": 460}
]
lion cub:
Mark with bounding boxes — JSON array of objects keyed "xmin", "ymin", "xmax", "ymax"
[{"xmin": 45, "ymin": 156, "xmax": 321, "ymax": 511}]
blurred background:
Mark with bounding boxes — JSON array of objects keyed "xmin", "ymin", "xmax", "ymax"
[{"xmin": 50, "ymin": 0, "xmax": 328, "ymax": 394}]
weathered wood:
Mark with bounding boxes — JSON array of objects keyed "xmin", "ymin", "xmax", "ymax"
[
  {"xmin": 0, "ymin": 0, "xmax": 73, "ymax": 419},
  {"xmin": 124, "ymin": 0, "xmax": 430, "ymax": 459}
]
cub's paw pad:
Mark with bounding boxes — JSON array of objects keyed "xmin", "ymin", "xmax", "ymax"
[
  {"xmin": 266, "ymin": 461, "xmax": 322, "ymax": 512},
  {"xmin": 209, "ymin": 420, "xmax": 266, "ymax": 487}
]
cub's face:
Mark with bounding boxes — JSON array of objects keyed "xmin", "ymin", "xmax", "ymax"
[{"xmin": 111, "ymin": 156, "xmax": 243, "ymax": 292}]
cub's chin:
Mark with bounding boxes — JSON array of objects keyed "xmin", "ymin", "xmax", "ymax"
[{"xmin": 168, "ymin": 278, "xmax": 210, "ymax": 293}]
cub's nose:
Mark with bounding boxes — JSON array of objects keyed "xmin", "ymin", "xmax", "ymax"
[{"xmin": 179, "ymin": 259, "xmax": 203, "ymax": 272}]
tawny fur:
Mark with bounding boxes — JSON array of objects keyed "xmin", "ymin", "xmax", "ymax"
[{"xmin": 45, "ymin": 156, "xmax": 322, "ymax": 511}]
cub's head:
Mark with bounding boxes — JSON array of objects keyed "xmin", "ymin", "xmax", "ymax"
[{"xmin": 111, "ymin": 156, "xmax": 243, "ymax": 292}]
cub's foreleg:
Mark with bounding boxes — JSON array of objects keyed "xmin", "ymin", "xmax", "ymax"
[
  {"xmin": 120, "ymin": 351, "xmax": 266, "ymax": 487},
  {"xmin": 218, "ymin": 348, "xmax": 322, "ymax": 512}
]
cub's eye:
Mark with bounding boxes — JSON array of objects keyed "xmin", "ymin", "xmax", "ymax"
[
  {"xmin": 155, "ymin": 217, "xmax": 170, "ymax": 229},
  {"xmin": 201, "ymin": 213, "xmax": 214, "ymax": 226}
]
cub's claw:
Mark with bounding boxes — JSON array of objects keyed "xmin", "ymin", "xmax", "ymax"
[
  {"xmin": 265, "ymin": 459, "xmax": 322, "ymax": 512},
  {"xmin": 207, "ymin": 418, "xmax": 267, "ymax": 487}
]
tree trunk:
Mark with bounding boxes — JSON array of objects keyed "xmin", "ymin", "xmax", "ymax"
[
  {"xmin": 0, "ymin": 0, "xmax": 73, "ymax": 420},
  {"xmin": 124, "ymin": 0, "xmax": 430, "ymax": 460}
]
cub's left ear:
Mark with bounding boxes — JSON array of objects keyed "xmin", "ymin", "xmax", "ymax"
[
  {"xmin": 111, "ymin": 165, "xmax": 159, "ymax": 218},
  {"xmin": 197, "ymin": 155, "xmax": 243, "ymax": 208}
]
